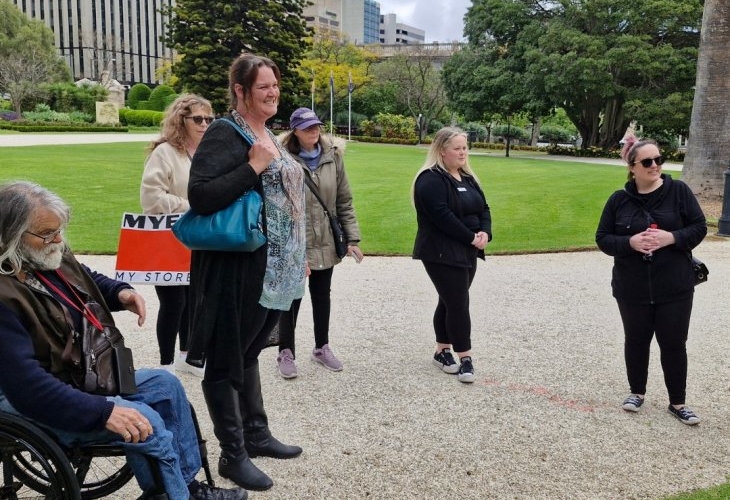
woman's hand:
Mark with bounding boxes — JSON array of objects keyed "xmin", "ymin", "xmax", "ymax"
[
  {"xmin": 471, "ymin": 232, "xmax": 488, "ymax": 250},
  {"xmin": 247, "ymin": 142, "xmax": 276, "ymax": 174},
  {"xmin": 631, "ymin": 227, "xmax": 675, "ymax": 255},
  {"xmin": 118, "ymin": 289, "xmax": 146, "ymax": 326},
  {"xmin": 348, "ymin": 245, "xmax": 364, "ymax": 263}
]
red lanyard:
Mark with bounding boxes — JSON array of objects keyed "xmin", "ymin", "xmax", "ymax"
[{"xmin": 35, "ymin": 270, "xmax": 105, "ymax": 331}]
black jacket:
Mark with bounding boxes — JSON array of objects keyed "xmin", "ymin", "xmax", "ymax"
[
  {"xmin": 413, "ymin": 167, "xmax": 491, "ymax": 267},
  {"xmin": 595, "ymin": 174, "xmax": 707, "ymax": 304}
]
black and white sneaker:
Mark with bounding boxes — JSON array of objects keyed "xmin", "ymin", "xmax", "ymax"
[
  {"xmin": 457, "ymin": 357, "xmax": 475, "ymax": 383},
  {"xmin": 668, "ymin": 405, "xmax": 700, "ymax": 425},
  {"xmin": 622, "ymin": 394, "xmax": 644, "ymax": 412},
  {"xmin": 432, "ymin": 348, "xmax": 459, "ymax": 374}
]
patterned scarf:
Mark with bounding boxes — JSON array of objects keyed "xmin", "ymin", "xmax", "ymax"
[{"xmin": 231, "ymin": 111, "xmax": 306, "ymax": 310}]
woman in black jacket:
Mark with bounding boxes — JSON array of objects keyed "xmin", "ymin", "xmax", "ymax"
[
  {"xmin": 596, "ymin": 134, "xmax": 706, "ymax": 425},
  {"xmin": 412, "ymin": 127, "xmax": 491, "ymax": 383}
]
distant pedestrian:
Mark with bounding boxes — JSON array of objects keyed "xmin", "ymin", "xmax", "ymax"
[
  {"xmin": 412, "ymin": 127, "xmax": 491, "ymax": 383},
  {"xmin": 596, "ymin": 134, "xmax": 706, "ymax": 425}
]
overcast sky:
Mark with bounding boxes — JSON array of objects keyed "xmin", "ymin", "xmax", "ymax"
[{"xmin": 377, "ymin": 0, "xmax": 471, "ymax": 43}]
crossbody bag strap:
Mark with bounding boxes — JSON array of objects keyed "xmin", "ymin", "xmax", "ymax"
[
  {"xmin": 302, "ymin": 174, "xmax": 335, "ymax": 220},
  {"xmin": 35, "ymin": 271, "xmax": 104, "ymax": 331}
]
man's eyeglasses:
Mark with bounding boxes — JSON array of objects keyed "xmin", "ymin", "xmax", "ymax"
[
  {"xmin": 185, "ymin": 115, "xmax": 215, "ymax": 125},
  {"xmin": 25, "ymin": 227, "xmax": 63, "ymax": 244},
  {"xmin": 634, "ymin": 156, "xmax": 665, "ymax": 168}
]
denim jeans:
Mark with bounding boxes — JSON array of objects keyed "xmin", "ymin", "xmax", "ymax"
[{"xmin": 0, "ymin": 369, "xmax": 201, "ymax": 500}]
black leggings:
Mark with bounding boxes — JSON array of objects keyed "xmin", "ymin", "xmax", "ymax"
[
  {"xmin": 422, "ymin": 260, "xmax": 477, "ymax": 353},
  {"xmin": 154, "ymin": 285, "xmax": 189, "ymax": 365},
  {"xmin": 616, "ymin": 296, "xmax": 693, "ymax": 405},
  {"xmin": 278, "ymin": 267, "xmax": 334, "ymax": 357}
]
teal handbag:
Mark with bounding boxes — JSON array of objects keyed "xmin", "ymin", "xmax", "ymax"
[{"xmin": 172, "ymin": 118, "xmax": 266, "ymax": 252}]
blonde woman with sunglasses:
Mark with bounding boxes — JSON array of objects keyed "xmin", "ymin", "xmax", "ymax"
[
  {"xmin": 140, "ymin": 93, "xmax": 213, "ymax": 377},
  {"xmin": 596, "ymin": 134, "xmax": 706, "ymax": 425}
]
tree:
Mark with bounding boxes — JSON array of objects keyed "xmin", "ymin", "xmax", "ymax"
[
  {"xmin": 0, "ymin": 0, "xmax": 71, "ymax": 113},
  {"xmin": 682, "ymin": 0, "xmax": 730, "ymax": 198},
  {"xmin": 298, "ymin": 32, "xmax": 378, "ymax": 116},
  {"xmin": 372, "ymin": 45, "xmax": 451, "ymax": 143},
  {"xmin": 452, "ymin": 0, "xmax": 702, "ymax": 150},
  {"xmin": 163, "ymin": 0, "xmax": 312, "ymax": 117}
]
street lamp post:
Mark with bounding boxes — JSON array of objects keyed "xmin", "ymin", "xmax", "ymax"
[{"xmin": 717, "ymin": 163, "xmax": 730, "ymax": 236}]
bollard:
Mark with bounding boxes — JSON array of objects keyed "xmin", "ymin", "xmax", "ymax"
[{"xmin": 717, "ymin": 166, "xmax": 730, "ymax": 236}]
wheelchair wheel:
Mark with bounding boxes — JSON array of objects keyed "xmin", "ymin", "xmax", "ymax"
[
  {"xmin": 68, "ymin": 445, "xmax": 133, "ymax": 500},
  {"xmin": 0, "ymin": 412, "xmax": 80, "ymax": 500}
]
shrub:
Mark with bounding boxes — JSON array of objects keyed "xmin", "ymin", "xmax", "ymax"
[
  {"xmin": 119, "ymin": 108, "xmax": 164, "ymax": 127},
  {"xmin": 492, "ymin": 124, "xmax": 530, "ymax": 142},
  {"xmin": 374, "ymin": 113, "xmax": 416, "ymax": 140},
  {"xmin": 43, "ymin": 82, "xmax": 108, "ymax": 115},
  {"xmin": 539, "ymin": 125, "xmax": 574, "ymax": 145},
  {"xmin": 127, "ymin": 83, "xmax": 152, "ymax": 110},
  {"xmin": 148, "ymin": 85, "xmax": 176, "ymax": 111}
]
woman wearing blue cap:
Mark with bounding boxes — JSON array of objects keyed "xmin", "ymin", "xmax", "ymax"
[{"xmin": 275, "ymin": 107, "xmax": 363, "ymax": 379}]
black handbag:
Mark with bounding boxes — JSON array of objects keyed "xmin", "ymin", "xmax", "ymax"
[
  {"xmin": 690, "ymin": 255, "xmax": 709, "ymax": 285},
  {"xmin": 303, "ymin": 175, "xmax": 348, "ymax": 258}
]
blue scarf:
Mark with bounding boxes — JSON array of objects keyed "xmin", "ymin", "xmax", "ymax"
[{"xmin": 298, "ymin": 144, "xmax": 322, "ymax": 171}]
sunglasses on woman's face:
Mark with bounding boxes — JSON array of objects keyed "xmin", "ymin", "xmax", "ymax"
[
  {"xmin": 634, "ymin": 155, "xmax": 665, "ymax": 168},
  {"xmin": 185, "ymin": 115, "xmax": 215, "ymax": 125}
]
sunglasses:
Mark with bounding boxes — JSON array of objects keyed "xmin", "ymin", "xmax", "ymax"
[
  {"xmin": 634, "ymin": 156, "xmax": 665, "ymax": 168},
  {"xmin": 185, "ymin": 115, "xmax": 215, "ymax": 125}
]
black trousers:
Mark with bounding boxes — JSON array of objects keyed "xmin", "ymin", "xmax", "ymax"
[
  {"xmin": 278, "ymin": 267, "xmax": 334, "ymax": 357},
  {"xmin": 422, "ymin": 259, "xmax": 477, "ymax": 353},
  {"xmin": 154, "ymin": 285, "xmax": 189, "ymax": 365},
  {"xmin": 616, "ymin": 296, "xmax": 694, "ymax": 405},
  {"xmin": 205, "ymin": 303, "xmax": 281, "ymax": 383}
]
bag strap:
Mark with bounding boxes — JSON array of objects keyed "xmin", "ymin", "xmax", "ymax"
[
  {"xmin": 302, "ymin": 174, "xmax": 336, "ymax": 220},
  {"xmin": 218, "ymin": 117, "xmax": 255, "ymax": 146},
  {"xmin": 35, "ymin": 271, "xmax": 104, "ymax": 330}
]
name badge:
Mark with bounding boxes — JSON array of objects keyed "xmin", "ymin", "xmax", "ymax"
[{"xmin": 457, "ymin": 187, "xmax": 467, "ymax": 192}]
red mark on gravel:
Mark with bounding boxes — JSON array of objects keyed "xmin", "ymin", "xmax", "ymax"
[{"xmin": 481, "ymin": 378, "xmax": 595, "ymax": 413}]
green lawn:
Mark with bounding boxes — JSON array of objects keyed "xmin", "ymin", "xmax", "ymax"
[{"xmin": 0, "ymin": 140, "xmax": 630, "ymax": 254}]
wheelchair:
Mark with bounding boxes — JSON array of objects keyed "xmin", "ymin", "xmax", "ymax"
[{"xmin": 0, "ymin": 405, "xmax": 213, "ymax": 500}]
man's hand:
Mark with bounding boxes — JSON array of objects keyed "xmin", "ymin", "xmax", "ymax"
[
  {"xmin": 106, "ymin": 405, "xmax": 153, "ymax": 443},
  {"xmin": 118, "ymin": 289, "xmax": 146, "ymax": 326}
]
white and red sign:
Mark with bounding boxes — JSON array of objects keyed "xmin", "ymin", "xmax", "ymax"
[{"xmin": 114, "ymin": 213, "xmax": 191, "ymax": 285}]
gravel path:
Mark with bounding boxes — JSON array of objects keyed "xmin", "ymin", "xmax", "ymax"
[{"xmin": 79, "ymin": 237, "xmax": 730, "ymax": 500}]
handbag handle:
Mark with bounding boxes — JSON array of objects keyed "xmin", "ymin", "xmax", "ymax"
[{"xmin": 217, "ymin": 117, "xmax": 255, "ymax": 146}]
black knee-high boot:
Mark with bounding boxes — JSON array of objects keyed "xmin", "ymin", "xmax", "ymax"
[
  {"xmin": 239, "ymin": 364, "xmax": 303, "ymax": 459},
  {"xmin": 201, "ymin": 378, "xmax": 273, "ymax": 491}
]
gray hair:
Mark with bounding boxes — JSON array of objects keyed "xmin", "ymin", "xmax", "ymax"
[{"xmin": 0, "ymin": 181, "xmax": 70, "ymax": 275}]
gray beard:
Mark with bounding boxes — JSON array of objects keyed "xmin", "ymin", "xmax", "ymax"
[{"xmin": 20, "ymin": 241, "xmax": 65, "ymax": 271}]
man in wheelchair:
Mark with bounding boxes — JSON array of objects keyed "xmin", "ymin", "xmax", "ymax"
[{"xmin": 0, "ymin": 181, "xmax": 246, "ymax": 500}]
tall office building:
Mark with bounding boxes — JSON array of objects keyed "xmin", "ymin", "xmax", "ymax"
[
  {"xmin": 11, "ymin": 0, "xmax": 175, "ymax": 85},
  {"xmin": 379, "ymin": 13, "xmax": 425, "ymax": 44},
  {"xmin": 303, "ymin": 0, "xmax": 381, "ymax": 44}
]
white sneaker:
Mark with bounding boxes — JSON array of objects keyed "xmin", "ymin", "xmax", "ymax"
[{"xmin": 174, "ymin": 352, "xmax": 205, "ymax": 378}]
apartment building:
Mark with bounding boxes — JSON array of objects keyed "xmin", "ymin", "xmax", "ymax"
[{"xmin": 379, "ymin": 13, "xmax": 425, "ymax": 45}]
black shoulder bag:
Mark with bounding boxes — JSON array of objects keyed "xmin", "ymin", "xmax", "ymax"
[{"xmin": 302, "ymin": 175, "xmax": 348, "ymax": 258}]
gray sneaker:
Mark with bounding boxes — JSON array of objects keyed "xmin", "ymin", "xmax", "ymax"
[
  {"xmin": 276, "ymin": 349, "xmax": 298, "ymax": 379},
  {"xmin": 311, "ymin": 344, "xmax": 343, "ymax": 371}
]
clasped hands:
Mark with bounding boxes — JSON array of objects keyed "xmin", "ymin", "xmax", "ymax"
[
  {"xmin": 471, "ymin": 231, "xmax": 489, "ymax": 250},
  {"xmin": 630, "ymin": 226, "xmax": 674, "ymax": 256}
]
